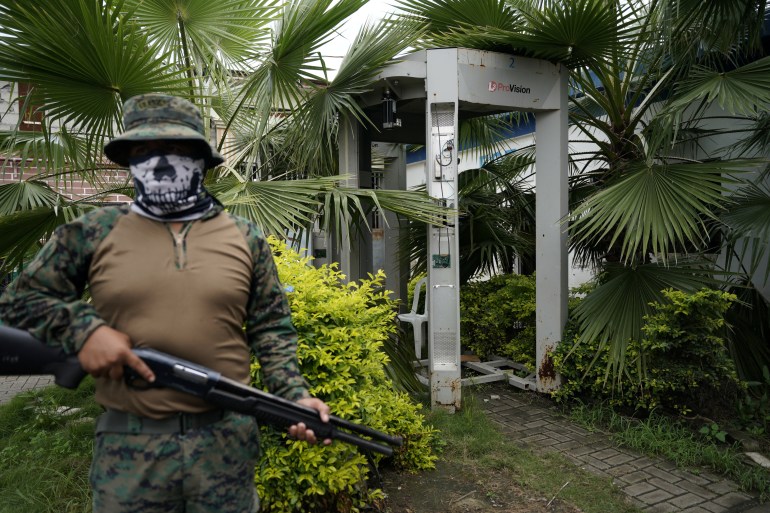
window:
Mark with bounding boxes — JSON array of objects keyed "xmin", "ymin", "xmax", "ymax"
[{"xmin": 17, "ymin": 82, "xmax": 43, "ymax": 131}]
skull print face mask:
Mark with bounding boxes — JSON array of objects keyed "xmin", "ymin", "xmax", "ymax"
[{"xmin": 128, "ymin": 151, "xmax": 213, "ymax": 221}]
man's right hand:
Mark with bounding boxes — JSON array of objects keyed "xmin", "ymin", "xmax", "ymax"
[{"xmin": 78, "ymin": 325, "xmax": 155, "ymax": 382}]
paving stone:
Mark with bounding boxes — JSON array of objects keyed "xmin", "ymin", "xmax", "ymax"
[
  {"xmin": 519, "ymin": 434, "xmax": 549, "ymax": 445},
  {"xmin": 566, "ymin": 443, "xmax": 602, "ymax": 457},
  {"xmin": 648, "ymin": 477, "xmax": 686, "ymax": 495},
  {"xmin": 582, "ymin": 455, "xmax": 612, "ymax": 471},
  {"xmin": 677, "ymin": 480, "xmax": 719, "ymax": 500},
  {"xmin": 548, "ymin": 425, "xmax": 576, "ymax": 436},
  {"xmin": 644, "ymin": 501, "xmax": 683, "ymax": 513},
  {"xmin": 552, "ymin": 440, "xmax": 583, "ymax": 452},
  {"xmin": 680, "ymin": 507, "xmax": 712, "ymax": 513},
  {"xmin": 606, "ymin": 453, "xmax": 637, "ymax": 466},
  {"xmin": 675, "ymin": 469, "xmax": 713, "ymax": 487},
  {"xmin": 632, "ymin": 456, "xmax": 658, "ymax": 470},
  {"xmin": 593, "ymin": 448, "xmax": 624, "ymax": 460},
  {"xmin": 616, "ymin": 469, "xmax": 653, "ymax": 485},
  {"xmin": 646, "ymin": 465, "xmax": 683, "ymax": 483},
  {"xmin": 701, "ymin": 502, "xmax": 727, "ymax": 513},
  {"xmin": 712, "ymin": 492, "xmax": 755, "ymax": 508},
  {"xmin": 669, "ymin": 493, "xmax": 707, "ymax": 509},
  {"xmin": 624, "ymin": 481, "xmax": 658, "ymax": 498},
  {"xmin": 740, "ymin": 504, "xmax": 770, "ymax": 513},
  {"xmin": 545, "ymin": 432, "xmax": 572, "ymax": 443},
  {"xmin": 637, "ymin": 489, "xmax": 674, "ymax": 505},
  {"xmin": 700, "ymin": 471, "xmax": 724, "ymax": 482},
  {"xmin": 606, "ymin": 463, "xmax": 637, "ymax": 478},
  {"xmin": 523, "ymin": 419, "xmax": 551, "ymax": 429},
  {"xmin": 709, "ymin": 480, "xmax": 741, "ymax": 495}
]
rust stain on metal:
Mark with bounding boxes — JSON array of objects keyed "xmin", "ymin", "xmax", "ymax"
[
  {"xmin": 451, "ymin": 378, "xmax": 462, "ymax": 409},
  {"xmin": 538, "ymin": 345, "xmax": 557, "ymax": 384}
]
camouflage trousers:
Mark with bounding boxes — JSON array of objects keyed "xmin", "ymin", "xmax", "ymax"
[{"xmin": 90, "ymin": 411, "xmax": 260, "ymax": 513}]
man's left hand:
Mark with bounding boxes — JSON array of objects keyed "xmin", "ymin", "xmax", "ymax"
[{"xmin": 291, "ymin": 397, "xmax": 332, "ymax": 445}]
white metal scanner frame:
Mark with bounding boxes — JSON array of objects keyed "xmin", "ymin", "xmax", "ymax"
[{"xmin": 338, "ymin": 48, "xmax": 569, "ymax": 411}]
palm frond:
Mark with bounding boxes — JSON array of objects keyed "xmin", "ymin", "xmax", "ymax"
[
  {"xmin": 734, "ymin": 112, "xmax": 770, "ymax": 157},
  {"xmin": 721, "ymin": 181, "xmax": 770, "ymax": 285},
  {"xmin": 124, "ymin": 0, "xmax": 278, "ymax": 74},
  {"xmin": 569, "ymin": 160, "xmax": 750, "ymax": 264},
  {"xmin": 231, "ymin": 0, "xmax": 367, "ymax": 141},
  {"xmin": 285, "ymin": 15, "xmax": 424, "ymax": 175},
  {"xmin": 0, "ymin": 204, "xmax": 95, "ymax": 278},
  {"xmin": 665, "ymin": 58, "xmax": 770, "ymax": 118},
  {"xmin": 570, "ymin": 261, "xmax": 720, "ymax": 384},
  {"xmin": 657, "ymin": 0, "xmax": 768, "ymax": 57},
  {"xmin": 207, "ymin": 173, "xmax": 329, "ymax": 236},
  {"xmin": 0, "ymin": 0, "xmax": 188, "ymax": 152},
  {"xmin": 0, "ymin": 182, "xmax": 60, "ymax": 215},
  {"xmin": 398, "ymin": 0, "xmax": 521, "ymax": 29}
]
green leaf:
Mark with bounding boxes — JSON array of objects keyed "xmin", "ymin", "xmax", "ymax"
[
  {"xmin": 570, "ymin": 261, "xmax": 719, "ymax": 383},
  {"xmin": 569, "ymin": 160, "xmax": 751, "ymax": 264},
  {"xmin": 666, "ymin": 58, "xmax": 770, "ymax": 117}
]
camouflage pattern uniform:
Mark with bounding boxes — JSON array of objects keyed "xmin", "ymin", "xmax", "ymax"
[
  {"xmin": 0, "ymin": 203, "xmax": 308, "ymax": 512},
  {"xmin": 90, "ymin": 412, "xmax": 261, "ymax": 512},
  {"xmin": 0, "ymin": 94, "xmax": 310, "ymax": 512}
]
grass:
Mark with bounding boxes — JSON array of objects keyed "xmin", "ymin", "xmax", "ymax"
[
  {"xmin": 0, "ymin": 378, "xmax": 99, "ymax": 513},
  {"xmin": 8, "ymin": 380, "xmax": 761, "ymax": 512},
  {"xmin": 425, "ymin": 388, "xmax": 642, "ymax": 513},
  {"xmin": 567, "ymin": 401, "xmax": 770, "ymax": 500},
  {"xmin": 2, "ymin": 380, "xmax": 641, "ymax": 513}
]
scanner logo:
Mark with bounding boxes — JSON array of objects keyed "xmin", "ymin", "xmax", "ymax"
[{"xmin": 488, "ymin": 81, "xmax": 531, "ymax": 94}]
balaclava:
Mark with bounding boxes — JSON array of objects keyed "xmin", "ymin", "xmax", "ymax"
[{"xmin": 128, "ymin": 150, "xmax": 213, "ymax": 221}]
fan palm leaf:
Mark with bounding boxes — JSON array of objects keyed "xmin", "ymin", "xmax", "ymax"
[
  {"xmin": 399, "ymin": 0, "xmax": 644, "ymax": 68},
  {"xmin": 721, "ymin": 181, "xmax": 770, "ymax": 285},
  {"xmin": 123, "ymin": 0, "xmax": 278, "ymax": 76},
  {"xmin": 0, "ymin": 0, "xmax": 188, "ymax": 151},
  {"xmin": 284, "ymin": 16, "xmax": 423, "ymax": 175},
  {"xmin": 570, "ymin": 261, "xmax": 720, "ymax": 384},
  {"xmin": 228, "ymin": 0, "xmax": 367, "ymax": 141},
  {"xmin": 568, "ymin": 160, "xmax": 751, "ymax": 265},
  {"xmin": 0, "ymin": 204, "xmax": 96, "ymax": 275},
  {"xmin": 664, "ymin": 58, "xmax": 770, "ymax": 118}
]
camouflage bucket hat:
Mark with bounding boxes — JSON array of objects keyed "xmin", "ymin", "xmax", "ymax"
[{"xmin": 104, "ymin": 94, "xmax": 224, "ymax": 169}]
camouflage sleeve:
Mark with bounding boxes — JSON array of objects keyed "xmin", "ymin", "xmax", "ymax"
[
  {"xmin": 230, "ymin": 214, "xmax": 309, "ymax": 401},
  {"xmin": 0, "ymin": 206, "xmax": 126, "ymax": 353}
]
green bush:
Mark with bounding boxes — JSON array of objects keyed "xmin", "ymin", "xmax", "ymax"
[
  {"xmin": 253, "ymin": 239, "xmax": 437, "ymax": 513},
  {"xmin": 737, "ymin": 366, "xmax": 770, "ymax": 435},
  {"xmin": 459, "ymin": 273, "xmax": 536, "ymax": 368},
  {"xmin": 554, "ymin": 288, "xmax": 742, "ymax": 415}
]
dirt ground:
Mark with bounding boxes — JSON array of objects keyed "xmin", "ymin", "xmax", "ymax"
[{"xmin": 378, "ymin": 460, "xmax": 581, "ymax": 513}]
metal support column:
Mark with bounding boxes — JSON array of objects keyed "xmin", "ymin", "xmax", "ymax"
[
  {"xmin": 374, "ymin": 142, "xmax": 409, "ymax": 303},
  {"xmin": 426, "ymin": 49, "xmax": 461, "ymax": 411},
  {"xmin": 335, "ymin": 116, "xmax": 371, "ymax": 283},
  {"xmin": 534, "ymin": 65, "xmax": 569, "ymax": 392}
]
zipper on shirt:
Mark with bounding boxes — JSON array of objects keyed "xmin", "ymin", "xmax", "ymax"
[{"xmin": 167, "ymin": 223, "xmax": 193, "ymax": 270}]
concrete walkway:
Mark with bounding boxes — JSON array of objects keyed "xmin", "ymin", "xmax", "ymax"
[
  {"xmin": 479, "ymin": 384, "xmax": 769, "ymax": 513},
  {"xmin": 2, "ymin": 375, "xmax": 768, "ymax": 512},
  {"xmin": 0, "ymin": 374, "xmax": 54, "ymax": 404}
]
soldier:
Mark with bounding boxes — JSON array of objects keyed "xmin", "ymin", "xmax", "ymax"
[{"xmin": 0, "ymin": 93, "xmax": 330, "ymax": 512}]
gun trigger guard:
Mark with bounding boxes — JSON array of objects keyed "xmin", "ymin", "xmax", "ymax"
[{"xmin": 124, "ymin": 368, "xmax": 151, "ymax": 390}]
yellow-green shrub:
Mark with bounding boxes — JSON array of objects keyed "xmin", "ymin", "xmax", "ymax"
[
  {"xmin": 252, "ymin": 239, "xmax": 437, "ymax": 513},
  {"xmin": 553, "ymin": 288, "xmax": 741, "ymax": 416}
]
